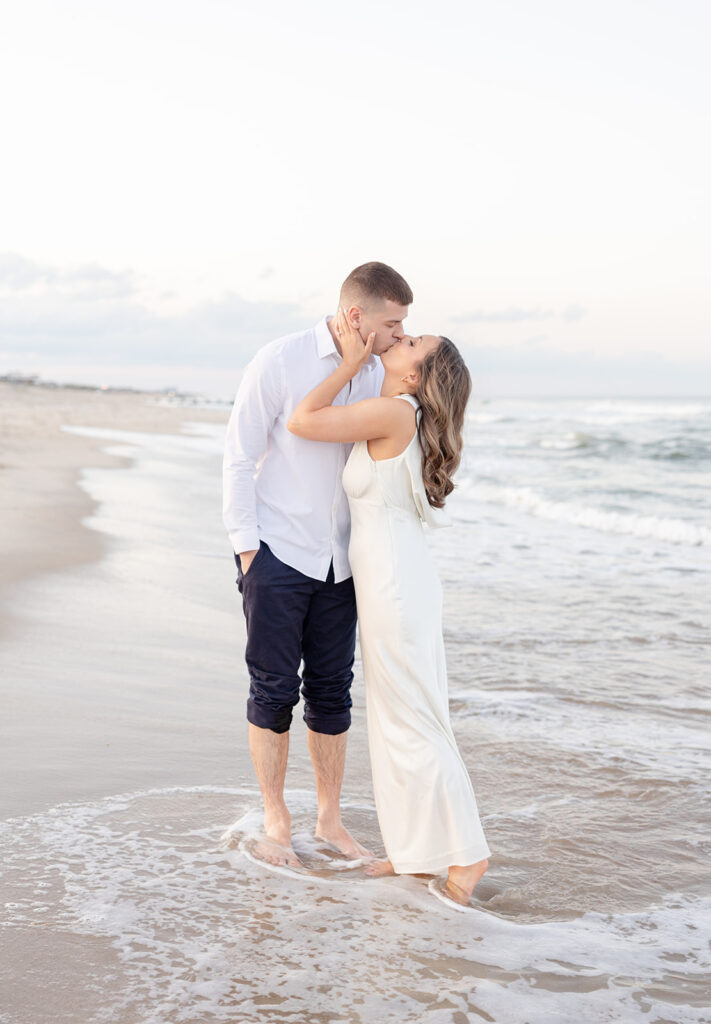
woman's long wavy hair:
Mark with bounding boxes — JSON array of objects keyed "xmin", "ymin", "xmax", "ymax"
[{"xmin": 415, "ymin": 337, "xmax": 471, "ymax": 509}]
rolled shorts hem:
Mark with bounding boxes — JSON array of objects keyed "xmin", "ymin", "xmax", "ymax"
[
  {"xmin": 302, "ymin": 710, "xmax": 352, "ymax": 736},
  {"xmin": 247, "ymin": 701, "xmax": 293, "ymax": 734}
]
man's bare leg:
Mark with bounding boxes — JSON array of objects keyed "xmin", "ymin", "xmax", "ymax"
[
  {"xmin": 248, "ymin": 723, "xmax": 301, "ymax": 867},
  {"xmin": 308, "ymin": 729, "xmax": 373, "ymax": 859}
]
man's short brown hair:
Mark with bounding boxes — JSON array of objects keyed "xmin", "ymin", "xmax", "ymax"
[{"xmin": 340, "ymin": 261, "xmax": 413, "ymax": 309}]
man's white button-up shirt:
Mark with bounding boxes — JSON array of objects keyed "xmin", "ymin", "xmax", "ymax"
[{"xmin": 222, "ymin": 316, "xmax": 384, "ymax": 583}]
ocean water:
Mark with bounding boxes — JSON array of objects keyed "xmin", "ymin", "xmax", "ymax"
[{"xmin": 1, "ymin": 397, "xmax": 710, "ymax": 1023}]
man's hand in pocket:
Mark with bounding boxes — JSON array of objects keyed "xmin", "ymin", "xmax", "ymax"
[{"xmin": 240, "ymin": 549, "xmax": 259, "ymax": 574}]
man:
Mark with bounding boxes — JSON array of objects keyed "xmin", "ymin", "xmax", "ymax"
[{"xmin": 223, "ymin": 261, "xmax": 413, "ymax": 867}]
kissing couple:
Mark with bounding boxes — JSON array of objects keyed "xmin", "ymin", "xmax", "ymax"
[{"xmin": 223, "ymin": 262, "xmax": 490, "ymax": 906}]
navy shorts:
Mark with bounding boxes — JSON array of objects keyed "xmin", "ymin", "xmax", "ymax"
[{"xmin": 235, "ymin": 542, "xmax": 357, "ymax": 735}]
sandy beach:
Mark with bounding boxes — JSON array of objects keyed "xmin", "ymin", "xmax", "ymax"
[
  {"xmin": 1, "ymin": 387, "xmax": 709, "ymax": 1023},
  {"xmin": 0, "ymin": 382, "xmax": 228, "ymax": 616}
]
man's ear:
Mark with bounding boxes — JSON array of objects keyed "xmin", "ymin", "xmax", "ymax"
[{"xmin": 345, "ymin": 305, "xmax": 362, "ymax": 327}]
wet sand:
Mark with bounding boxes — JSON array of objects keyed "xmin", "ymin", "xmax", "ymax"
[
  {"xmin": 0, "ymin": 381, "xmax": 243, "ymax": 818},
  {"xmin": 0, "ymin": 381, "xmax": 228, "ymax": 620}
]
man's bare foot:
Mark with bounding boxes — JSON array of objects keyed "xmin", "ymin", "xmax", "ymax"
[
  {"xmin": 364, "ymin": 858, "xmax": 395, "ymax": 878},
  {"xmin": 245, "ymin": 835, "xmax": 303, "ymax": 868},
  {"xmin": 251, "ymin": 808, "xmax": 302, "ymax": 867},
  {"xmin": 315, "ymin": 820, "xmax": 373, "ymax": 860},
  {"xmin": 263, "ymin": 807, "xmax": 291, "ymax": 846},
  {"xmin": 445, "ymin": 859, "xmax": 489, "ymax": 904}
]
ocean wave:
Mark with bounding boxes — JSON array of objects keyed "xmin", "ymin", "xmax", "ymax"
[
  {"xmin": 645, "ymin": 436, "xmax": 711, "ymax": 461},
  {"xmin": 464, "ymin": 482, "xmax": 711, "ymax": 546},
  {"xmin": 578, "ymin": 400, "xmax": 711, "ymax": 425},
  {"xmin": 538, "ymin": 431, "xmax": 597, "ymax": 450},
  {"xmin": 466, "ymin": 410, "xmax": 514, "ymax": 425},
  {"xmin": 466, "ymin": 429, "xmax": 709, "ymax": 463},
  {"xmin": 448, "ymin": 684, "xmax": 710, "ymax": 779}
]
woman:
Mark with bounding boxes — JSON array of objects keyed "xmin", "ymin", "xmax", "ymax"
[{"xmin": 288, "ymin": 309, "xmax": 490, "ymax": 906}]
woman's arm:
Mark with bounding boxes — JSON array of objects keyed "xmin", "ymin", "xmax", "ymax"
[
  {"xmin": 287, "ymin": 309, "xmax": 411, "ymax": 443},
  {"xmin": 288, "ymin": 393, "xmax": 408, "ymax": 443}
]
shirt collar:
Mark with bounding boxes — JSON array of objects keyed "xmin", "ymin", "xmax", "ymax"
[{"xmin": 316, "ymin": 316, "xmax": 378, "ymax": 371}]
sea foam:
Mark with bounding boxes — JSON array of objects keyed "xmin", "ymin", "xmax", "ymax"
[
  {"xmin": 2, "ymin": 786, "xmax": 709, "ymax": 1024},
  {"xmin": 462, "ymin": 482, "xmax": 711, "ymax": 546}
]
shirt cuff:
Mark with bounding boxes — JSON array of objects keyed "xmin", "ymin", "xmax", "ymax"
[{"xmin": 228, "ymin": 530, "xmax": 261, "ymax": 556}]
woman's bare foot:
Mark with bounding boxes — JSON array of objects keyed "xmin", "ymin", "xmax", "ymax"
[
  {"xmin": 364, "ymin": 858, "xmax": 395, "ymax": 878},
  {"xmin": 445, "ymin": 859, "xmax": 488, "ymax": 904},
  {"xmin": 315, "ymin": 818, "xmax": 373, "ymax": 860}
]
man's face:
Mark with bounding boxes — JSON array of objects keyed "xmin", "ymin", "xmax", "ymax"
[{"xmin": 349, "ymin": 299, "xmax": 409, "ymax": 356}]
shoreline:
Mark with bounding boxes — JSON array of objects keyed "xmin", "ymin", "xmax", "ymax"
[{"xmin": 0, "ymin": 381, "xmax": 228, "ymax": 626}]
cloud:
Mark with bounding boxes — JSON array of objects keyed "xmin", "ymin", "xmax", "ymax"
[
  {"xmin": 562, "ymin": 303, "xmax": 585, "ymax": 322},
  {"xmin": 453, "ymin": 304, "xmax": 586, "ymax": 325},
  {"xmin": 453, "ymin": 306, "xmax": 555, "ymax": 324},
  {"xmin": 0, "ymin": 252, "xmax": 137, "ymax": 299},
  {"xmin": 0, "ymin": 254, "xmax": 311, "ymax": 368},
  {"xmin": 458, "ymin": 340, "xmax": 711, "ymax": 397},
  {"xmin": 0, "ymin": 254, "xmax": 706, "ymax": 399}
]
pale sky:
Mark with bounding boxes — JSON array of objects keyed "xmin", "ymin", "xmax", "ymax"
[{"xmin": 1, "ymin": 0, "xmax": 709, "ymax": 397}]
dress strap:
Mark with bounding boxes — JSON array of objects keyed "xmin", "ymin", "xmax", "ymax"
[{"xmin": 394, "ymin": 393, "xmax": 420, "ymax": 410}]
